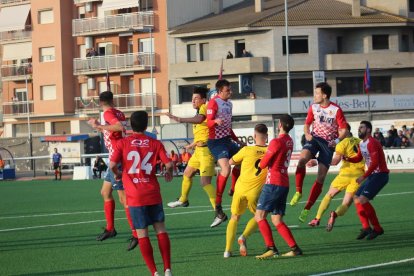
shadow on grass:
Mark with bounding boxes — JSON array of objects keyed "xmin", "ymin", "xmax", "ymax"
[{"xmin": 10, "ymin": 265, "xmax": 137, "ymax": 276}]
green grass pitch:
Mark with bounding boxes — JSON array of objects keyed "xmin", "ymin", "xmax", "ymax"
[{"xmin": 0, "ymin": 173, "xmax": 413, "ymax": 275}]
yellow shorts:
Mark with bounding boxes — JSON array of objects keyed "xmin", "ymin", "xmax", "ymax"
[
  {"xmin": 231, "ymin": 190, "xmax": 260, "ymax": 216},
  {"xmin": 331, "ymin": 173, "xmax": 363, "ymax": 194},
  {"xmin": 187, "ymin": 146, "xmax": 215, "ymax": 176}
]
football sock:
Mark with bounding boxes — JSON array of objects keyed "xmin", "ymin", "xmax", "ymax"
[
  {"xmin": 230, "ymin": 167, "xmax": 240, "ymax": 192},
  {"xmin": 215, "ymin": 174, "xmax": 228, "ymax": 205},
  {"xmin": 276, "ymin": 222, "xmax": 297, "ymax": 248},
  {"xmin": 179, "ymin": 176, "xmax": 193, "ymax": 203},
  {"xmin": 242, "ymin": 217, "xmax": 258, "ymax": 238},
  {"xmin": 138, "ymin": 237, "xmax": 157, "ymax": 274},
  {"xmin": 295, "ymin": 167, "xmax": 306, "ymax": 193},
  {"xmin": 104, "ymin": 200, "xmax": 115, "ymax": 231},
  {"xmin": 157, "ymin": 232, "xmax": 171, "ymax": 271},
  {"xmin": 355, "ymin": 202, "xmax": 370, "ymax": 229},
  {"xmin": 203, "ymin": 184, "xmax": 216, "ymax": 210},
  {"xmin": 316, "ymin": 194, "xmax": 332, "ymax": 219},
  {"xmin": 304, "ymin": 181, "xmax": 323, "ymax": 210},
  {"xmin": 335, "ymin": 204, "xmax": 349, "ymax": 217},
  {"xmin": 225, "ymin": 218, "xmax": 238, "ymax": 252},
  {"xmin": 361, "ymin": 202, "xmax": 382, "ymax": 232},
  {"xmin": 258, "ymin": 219, "xmax": 275, "ymax": 248},
  {"xmin": 125, "ymin": 208, "xmax": 137, "ymax": 238}
]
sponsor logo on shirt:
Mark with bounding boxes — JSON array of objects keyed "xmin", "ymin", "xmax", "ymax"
[{"xmin": 131, "ymin": 139, "xmax": 150, "ymax": 147}]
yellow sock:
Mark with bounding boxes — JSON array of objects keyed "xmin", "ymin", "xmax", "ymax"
[
  {"xmin": 316, "ymin": 194, "xmax": 332, "ymax": 219},
  {"xmin": 179, "ymin": 176, "xmax": 192, "ymax": 202},
  {"xmin": 203, "ymin": 184, "xmax": 216, "ymax": 210},
  {"xmin": 242, "ymin": 217, "xmax": 257, "ymax": 238},
  {"xmin": 225, "ymin": 218, "xmax": 238, "ymax": 252},
  {"xmin": 335, "ymin": 204, "xmax": 349, "ymax": 217}
]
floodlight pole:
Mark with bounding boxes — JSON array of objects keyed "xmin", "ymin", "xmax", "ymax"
[
  {"xmin": 25, "ymin": 68, "xmax": 34, "ymax": 177},
  {"xmin": 284, "ymin": 0, "xmax": 291, "ymax": 115}
]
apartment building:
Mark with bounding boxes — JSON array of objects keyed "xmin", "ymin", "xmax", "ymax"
[{"xmin": 168, "ymin": 0, "xmax": 414, "ymax": 121}]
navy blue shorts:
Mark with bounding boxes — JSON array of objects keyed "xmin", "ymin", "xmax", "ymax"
[
  {"xmin": 104, "ymin": 166, "xmax": 124, "ymax": 190},
  {"xmin": 207, "ymin": 136, "xmax": 240, "ymax": 161},
  {"xmin": 303, "ymin": 136, "xmax": 334, "ymax": 168},
  {"xmin": 355, "ymin": 172, "xmax": 389, "ymax": 200},
  {"xmin": 257, "ymin": 184, "xmax": 289, "ymax": 216},
  {"xmin": 129, "ymin": 203, "xmax": 165, "ymax": 229}
]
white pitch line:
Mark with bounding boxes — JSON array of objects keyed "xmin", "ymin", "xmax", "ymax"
[{"xmin": 310, "ymin": 257, "xmax": 414, "ymax": 276}]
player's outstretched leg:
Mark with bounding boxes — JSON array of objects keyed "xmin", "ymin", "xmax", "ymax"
[{"xmin": 168, "ymin": 176, "xmax": 192, "ymax": 208}]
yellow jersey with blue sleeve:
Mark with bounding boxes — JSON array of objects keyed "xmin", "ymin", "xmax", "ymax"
[
  {"xmin": 193, "ymin": 103, "xmax": 208, "ymax": 144},
  {"xmin": 335, "ymin": 137, "xmax": 365, "ymax": 176}
]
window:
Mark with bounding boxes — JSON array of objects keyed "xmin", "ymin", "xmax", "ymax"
[
  {"xmin": 139, "ymin": 0, "xmax": 153, "ymax": 11},
  {"xmin": 15, "ymin": 123, "xmax": 45, "ymax": 137},
  {"xmin": 235, "ymin": 39, "xmax": 245, "ymax": 58},
  {"xmin": 401, "ymin": 35, "xmax": 409, "ymax": 52},
  {"xmin": 337, "ymin": 36, "xmax": 343, "ymax": 53},
  {"xmin": 79, "ymin": 44, "xmax": 86, "ymax": 58},
  {"xmin": 139, "ymin": 38, "xmax": 154, "ymax": 53},
  {"xmin": 15, "ymin": 88, "xmax": 27, "ymax": 101},
  {"xmin": 40, "ymin": 47, "xmax": 55, "ymax": 62},
  {"xmin": 98, "ymin": 42, "xmax": 113, "ymax": 55},
  {"xmin": 78, "ymin": 6, "xmax": 85, "ymax": 19},
  {"xmin": 178, "ymin": 84, "xmax": 207, "ymax": 103},
  {"xmin": 38, "ymin": 9, "xmax": 54, "ymax": 24},
  {"xmin": 283, "ymin": 36, "xmax": 309, "ymax": 55},
  {"xmin": 80, "ymin": 83, "xmax": 88, "ymax": 98},
  {"xmin": 200, "ymin": 43, "xmax": 209, "ymax": 61},
  {"xmin": 372, "ymin": 35, "xmax": 389, "ymax": 50},
  {"xmin": 410, "ymin": 0, "xmax": 414, "ymax": 12},
  {"xmin": 41, "ymin": 85, "xmax": 56, "ymax": 100},
  {"xmin": 52, "ymin": 121, "xmax": 70, "ymax": 135},
  {"xmin": 270, "ymin": 78, "xmax": 313, "ymax": 98},
  {"xmin": 128, "ymin": 40, "xmax": 134, "ymax": 53},
  {"xmin": 129, "ymin": 78, "xmax": 135, "ymax": 94},
  {"xmin": 140, "ymin": 78, "xmax": 156, "ymax": 94},
  {"xmin": 187, "ymin": 44, "xmax": 196, "ymax": 62},
  {"xmin": 336, "ymin": 76, "xmax": 391, "ymax": 96},
  {"xmin": 98, "ymin": 81, "xmax": 115, "ymax": 93}
]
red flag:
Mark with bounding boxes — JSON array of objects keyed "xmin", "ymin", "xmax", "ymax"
[
  {"xmin": 363, "ymin": 61, "xmax": 370, "ymax": 94},
  {"xmin": 106, "ymin": 67, "xmax": 111, "ymax": 91},
  {"xmin": 218, "ymin": 59, "xmax": 223, "ymax": 80}
]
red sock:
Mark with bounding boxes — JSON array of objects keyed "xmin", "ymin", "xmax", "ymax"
[
  {"xmin": 295, "ymin": 167, "xmax": 306, "ymax": 193},
  {"xmin": 361, "ymin": 202, "xmax": 382, "ymax": 232},
  {"xmin": 215, "ymin": 174, "xmax": 228, "ymax": 205},
  {"xmin": 276, "ymin": 222, "xmax": 297, "ymax": 248},
  {"xmin": 125, "ymin": 208, "xmax": 138, "ymax": 238},
  {"xmin": 138, "ymin": 237, "xmax": 157, "ymax": 274},
  {"xmin": 230, "ymin": 167, "xmax": 240, "ymax": 192},
  {"xmin": 355, "ymin": 202, "xmax": 370, "ymax": 229},
  {"xmin": 104, "ymin": 200, "xmax": 115, "ymax": 231},
  {"xmin": 304, "ymin": 181, "xmax": 323, "ymax": 210},
  {"xmin": 157, "ymin": 232, "xmax": 171, "ymax": 272},
  {"xmin": 258, "ymin": 219, "xmax": 275, "ymax": 248}
]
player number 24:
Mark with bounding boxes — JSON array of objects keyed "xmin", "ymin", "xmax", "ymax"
[{"xmin": 127, "ymin": 151, "xmax": 153, "ymax": 175}]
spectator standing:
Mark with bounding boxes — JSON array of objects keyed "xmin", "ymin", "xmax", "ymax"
[
  {"xmin": 93, "ymin": 155, "xmax": 107, "ymax": 179},
  {"xmin": 226, "ymin": 51, "xmax": 233, "ymax": 59}
]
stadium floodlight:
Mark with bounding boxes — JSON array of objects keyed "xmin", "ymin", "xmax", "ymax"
[{"xmin": 284, "ymin": 0, "xmax": 291, "ymax": 115}]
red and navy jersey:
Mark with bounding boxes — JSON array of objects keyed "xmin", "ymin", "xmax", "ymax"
[
  {"xmin": 259, "ymin": 134, "xmax": 293, "ymax": 187},
  {"xmin": 111, "ymin": 133, "xmax": 170, "ymax": 207},
  {"xmin": 206, "ymin": 95, "xmax": 233, "ymax": 139},
  {"xmin": 102, "ymin": 108, "xmax": 127, "ymax": 158},
  {"xmin": 360, "ymin": 136, "xmax": 389, "ymax": 178},
  {"xmin": 305, "ymin": 102, "xmax": 347, "ymax": 142}
]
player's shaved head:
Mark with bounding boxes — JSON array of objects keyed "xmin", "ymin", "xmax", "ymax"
[
  {"xmin": 131, "ymin": 111, "xmax": 148, "ymax": 132},
  {"xmin": 254, "ymin": 124, "xmax": 268, "ymax": 135},
  {"xmin": 279, "ymin": 114, "xmax": 294, "ymax": 132}
]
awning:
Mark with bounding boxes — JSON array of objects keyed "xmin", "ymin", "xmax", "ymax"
[
  {"xmin": 101, "ymin": 0, "xmax": 139, "ymax": 11},
  {"xmin": 40, "ymin": 134, "xmax": 90, "ymax": 142},
  {"xmin": 2, "ymin": 42, "xmax": 32, "ymax": 61},
  {"xmin": 0, "ymin": 4, "xmax": 31, "ymax": 32}
]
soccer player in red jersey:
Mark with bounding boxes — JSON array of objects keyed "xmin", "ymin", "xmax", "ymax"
[
  {"xmin": 207, "ymin": 79, "xmax": 244, "ymax": 228},
  {"xmin": 290, "ymin": 82, "xmax": 348, "ymax": 223},
  {"xmin": 110, "ymin": 111, "xmax": 173, "ymax": 276},
  {"xmin": 88, "ymin": 91, "xmax": 138, "ymax": 251},
  {"xmin": 346, "ymin": 121, "xmax": 389, "ymax": 240},
  {"xmin": 254, "ymin": 115, "xmax": 303, "ymax": 259}
]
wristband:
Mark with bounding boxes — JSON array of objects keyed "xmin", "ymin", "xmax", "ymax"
[{"xmin": 335, "ymin": 138, "xmax": 340, "ymax": 144}]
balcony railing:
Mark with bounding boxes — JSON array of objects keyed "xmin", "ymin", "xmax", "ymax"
[
  {"xmin": 1, "ymin": 63, "xmax": 32, "ymax": 81},
  {"xmin": 0, "ymin": 0, "xmax": 30, "ymax": 7},
  {"xmin": 72, "ymin": 12, "xmax": 154, "ymax": 36},
  {"xmin": 73, "ymin": 52, "xmax": 154, "ymax": 75},
  {"xmin": 75, "ymin": 93, "xmax": 156, "ymax": 114},
  {"xmin": 2, "ymin": 101, "xmax": 33, "ymax": 117},
  {"xmin": 74, "ymin": 0, "xmax": 102, "ymax": 4},
  {"xmin": 0, "ymin": 26, "xmax": 32, "ymax": 43}
]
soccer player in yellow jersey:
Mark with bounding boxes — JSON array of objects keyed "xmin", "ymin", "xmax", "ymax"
[
  {"xmin": 223, "ymin": 124, "xmax": 268, "ymax": 258},
  {"xmin": 166, "ymin": 87, "xmax": 216, "ymax": 211},
  {"xmin": 308, "ymin": 124, "xmax": 365, "ymax": 231}
]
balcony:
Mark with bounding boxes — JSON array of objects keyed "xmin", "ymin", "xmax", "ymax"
[
  {"xmin": 0, "ymin": 0, "xmax": 30, "ymax": 7},
  {"xmin": 75, "ymin": 93, "xmax": 157, "ymax": 114},
  {"xmin": 2, "ymin": 100, "xmax": 33, "ymax": 117},
  {"xmin": 0, "ymin": 26, "xmax": 32, "ymax": 43},
  {"xmin": 325, "ymin": 52, "xmax": 414, "ymax": 70},
  {"xmin": 169, "ymin": 57, "xmax": 269, "ymax": 79},
  {"xmin": 1, "ymin": 63, "xmax": 32, "ymax": 81},
  {"xmin": 73, "ymin": 52, "xmax": 154, "ymax": 75},
  {"xmin": 74, "ymin": 0, "xmax": 102, "ymax": 4},
  {"xmin": 72, "ymin": 12, "xmax": 154, "ymax": 36}
]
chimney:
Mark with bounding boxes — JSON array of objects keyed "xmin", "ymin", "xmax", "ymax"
[
  {"xmin": 213, "ymin": 0, "xmax": 223, "ymax": 14},
  {"xmin": 352, "ymin": 0, "xmax": 361, "ymax": 17},
  {"xmin": 255, "ymin": 0, "xmax": 264, "ymax": 13}
]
